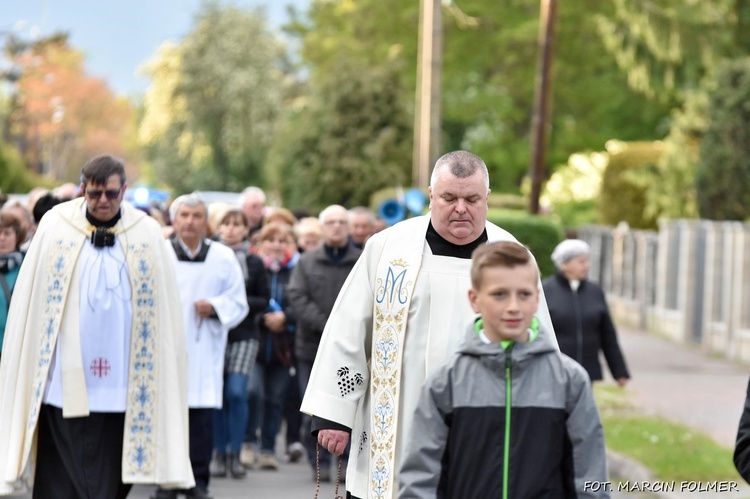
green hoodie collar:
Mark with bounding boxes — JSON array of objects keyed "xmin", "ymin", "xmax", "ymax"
[{"xmin": 474, "ymin": 316, "xmax": 539, "ymax": 350}]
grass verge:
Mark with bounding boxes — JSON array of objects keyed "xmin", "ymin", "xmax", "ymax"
[{"xmin": 594, "ymin": 384, "xmax": 741, "ymax": 482}]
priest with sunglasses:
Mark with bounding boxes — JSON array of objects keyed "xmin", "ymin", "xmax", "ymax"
[{"xmin": 0, "ymin": 155, "xmax": 194, "ymax": 498}]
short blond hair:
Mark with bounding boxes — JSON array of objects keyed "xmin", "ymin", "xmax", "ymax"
[{"xmin": 470, "ymin": 241, "xmax": 537, "ymax": 289}]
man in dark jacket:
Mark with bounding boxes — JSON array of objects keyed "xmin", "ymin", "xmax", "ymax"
[
  {"xmin": 287, "ymin": 204, "xmax": 362, "ymax": 482},
  {"xmin": 542, "ymin": 239, "xmax": 630, "ymax": 385},
  {"xmin": 735, "ymin": 377, "xmax": 750, "ymax": 483}
]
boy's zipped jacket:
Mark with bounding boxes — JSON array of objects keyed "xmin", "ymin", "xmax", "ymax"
[{"xmin": 398, "ymin": 319, "xmax": 609, "ymax": 499}]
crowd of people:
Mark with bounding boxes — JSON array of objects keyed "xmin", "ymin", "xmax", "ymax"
[{"xmin": 0, "ymin": 151, "xmax": 637, "ymax": 499}]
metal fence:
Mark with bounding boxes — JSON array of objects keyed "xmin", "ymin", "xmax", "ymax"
[{"xmin": 577, "ymin": 220, "xmax": 750, "ymax": 363}]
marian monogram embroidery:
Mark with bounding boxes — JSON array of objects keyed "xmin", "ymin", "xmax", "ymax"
[
  {"xmin": 370, "ymin": 257, "xmax": 415, "ymax": 499},
  {"xmin": 375, "ymin": 261, "xmax": 409, "ymax": 305}
]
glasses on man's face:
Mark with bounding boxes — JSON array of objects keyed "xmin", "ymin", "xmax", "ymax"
[{"xmin": 85, "ymin": 188, "xmax": 121, "ymax": 200}]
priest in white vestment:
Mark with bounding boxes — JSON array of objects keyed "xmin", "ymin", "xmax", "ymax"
[
  {"xmin": 0, "ymin": 155, "xmax": 194, "ymax": 498},
  {"xmin": 301, "ymin": 151, "xmax": 560, "ymax": 498},
  {"xmin": 156, "ymin": 194, "xmax": 248, "ymax": 499}
]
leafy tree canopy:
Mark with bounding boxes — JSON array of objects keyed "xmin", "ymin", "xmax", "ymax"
[
  {"xmin": 289, "ymin": 0, "xmax": 670, "ymax": 196},
  {"xmin": 266, "ymin": 57, "xmax": 412, "ymax": 212},
  {"xmin": 595, "ymin": 0, "xmax": 741, "ymax": 101},
  {"xmin": 139, "ymin": 1, "xmax": 286, "ymax": 193},
  {"xmin": 7, "ymin": 34, "xmax": 134, "ymax": 181}
]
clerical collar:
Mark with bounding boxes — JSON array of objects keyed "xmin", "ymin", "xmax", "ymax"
[
  {"xmin": 426, "ymin": 221, "xmax": 488, "ymax": 258},
  {"xmin": 172, "ymin": 237, "xmax": 211, "ymax": 262},
  {"xmin": 86, "ymin": 209, "xmax": 121, "ymax": 228}
]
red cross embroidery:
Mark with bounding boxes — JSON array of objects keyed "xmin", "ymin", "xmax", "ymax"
[{"xmin": 90, "ymin": 358, "xmax": 111, "ymax": 378}]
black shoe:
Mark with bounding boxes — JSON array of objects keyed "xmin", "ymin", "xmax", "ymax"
[
  {"xmin": 150, "ymin": 489, "xmax": 177, "ymax": 499},
  {"xmin": 229, "ymin": 452, "xmax": 247, "ymax": 478},
  {"xmin": 185, "ymin": 487, "xmax": 213, "ymax": 499},
  {"xmin": 209, "ymin": 453, "xmax": 227, "ymax": 478}
]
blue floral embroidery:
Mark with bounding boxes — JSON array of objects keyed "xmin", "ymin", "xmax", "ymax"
[
  {"xmin": 29, "ymin": 240, "xmax": 76, "ymax": 429},
  {"xmin": 372, "ymin": 465, "xmax": 389, "ymax": 498},
  {"xmin": 132, "ymin": 446, "xmax": 147, "ymax": 468},
  {"xmin": 376, "ymin": 339, "xmax": 396, "ymax": 371},
  {"xmin": 124, "ymin": 243, "xmax": 158, "ymax": 476},
  {"xmin": 374, "ymin": 402, "xmax": 392, "ymax": 434}
]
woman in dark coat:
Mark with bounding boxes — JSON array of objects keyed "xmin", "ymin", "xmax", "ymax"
[
  {"xmin": 244, "ymin": 222, "xmax": 298, "ymax": 470},
  {"xmin": 210, "ymin": 209, "xmax": 270, "ymax": 479},
  {"xmin": 542, "ymin": 239, "xmax": 630, "ymax": 385}
]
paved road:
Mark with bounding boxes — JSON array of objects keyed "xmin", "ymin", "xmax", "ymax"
[
  {"xmin": 615, "ymin": 326, "xmax": 748, "ymax": 449},
  {"xmin": 9, "ymin": 453, "xmax": 344, "ymax": 499},
  {"xmin": 128, "ymin": 458, "xmax": 345, "ymax": 499}
]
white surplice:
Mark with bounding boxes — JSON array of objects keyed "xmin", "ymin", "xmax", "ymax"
[
  {"xmin": 300, "ymin": 214, "xmax": 558, "ymax": 498},
  {"xmin": 44, "ymin": 236, "xmax": 133, "ymax": 412},
  {"xmin": 168, "ymin": 239, "xmax": 248, "ymax": 409}
]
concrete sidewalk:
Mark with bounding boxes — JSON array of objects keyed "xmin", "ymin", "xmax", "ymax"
[{"xmin": 606, "ymin": 325, "xmax": 750, "ymax": 498}]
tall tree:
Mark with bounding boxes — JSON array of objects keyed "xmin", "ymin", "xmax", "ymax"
[
  {"xmin": 643, "ymin": 90, "xmax": 707, "ymax": 220},
  {"xmin": 140, "ymin": 2, "xmax": 285, "ymax": 193},
  {"xmin": 696, "ymin": 58, "xmax": 750, "ymax": 220},
  {"xmin": 288, "ymin": 0, "xmax": 669, "ymax": 194},
  {"xmin": 138, "ymin": 42, "xmax": 199, "ymax": 193},
  {"xmin": 595, "ymin": 0, "xmax": 739, "ymax": 100},
  {"xmin": 8, "ymin": 34, "xmax": 134, "ymax": 180},
  {"xmin": 596, "ymin": 1, "xmax": 750, "ymax": 221},
  {"xmin": 267, "ymin": 58, "xmax": 412, "ymax": 211}
]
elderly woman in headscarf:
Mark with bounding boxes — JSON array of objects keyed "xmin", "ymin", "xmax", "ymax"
[{"xmin": 542, "ymin": 239, "xmax": 630, "ymax": 386}]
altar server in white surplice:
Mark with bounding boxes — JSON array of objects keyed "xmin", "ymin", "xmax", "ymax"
[
  {"xmin": 301, "ymin": 151, "xmax": 560, "ymax": 499},
  {"xmin": 0, "ymin": 155, "xmax": 194, "ymax": 498},
  {"xmin": 156, "ymin": 194, "xmax": 248, "ymax": 499}
]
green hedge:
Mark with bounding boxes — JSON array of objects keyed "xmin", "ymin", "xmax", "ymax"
[{"xmin": 488, "ymin": 209, "xmax": 564, "ymax": 279}]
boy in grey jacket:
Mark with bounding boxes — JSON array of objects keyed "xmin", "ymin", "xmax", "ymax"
[{"xmin": 398, "ymin": 241, "xmax": 609, "ymax": 498}]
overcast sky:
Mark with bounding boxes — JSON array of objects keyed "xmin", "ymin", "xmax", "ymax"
[{"xmin": 3, "ymin": 0, "xmax": 310, "ymax": 97}]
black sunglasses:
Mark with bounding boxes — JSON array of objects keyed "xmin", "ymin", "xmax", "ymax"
[{"xmin": 86, "ymin": 188, "xmax": 121, "ymax": 200}]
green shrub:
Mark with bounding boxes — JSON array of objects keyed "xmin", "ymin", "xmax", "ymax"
[
  {"xmin": 697, "ymin": 58, "xmax": 750, "ymax": 220},
  {"xmin": 551, "ymin": 199, "xmax": 599, "ymax": 229},
  {"xmin": 488, "ymin": 193, "xmax": 526, "ymax": 211},
  {"xmin": 0, "ymin": 143, "xmax": 38, "ymax": 193},
  {"xmin": 599, "ymin": 141, "xmax": 662, "ymax": 230},
  {"xmin": 488, "ymin": 209, "xmax": 564, "ymax": 278},
  {"xmin": 543, "ymin": 151, "xmax": 607, "ymax": 229}
]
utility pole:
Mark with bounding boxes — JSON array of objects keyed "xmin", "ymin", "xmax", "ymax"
[
  {"xmin": 412, "ymin": 0, "xmax": 443, "ymax": 190},
  {"xmin": 528, "ymin": 0, "xmax": 557, "ymax": 214}
]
